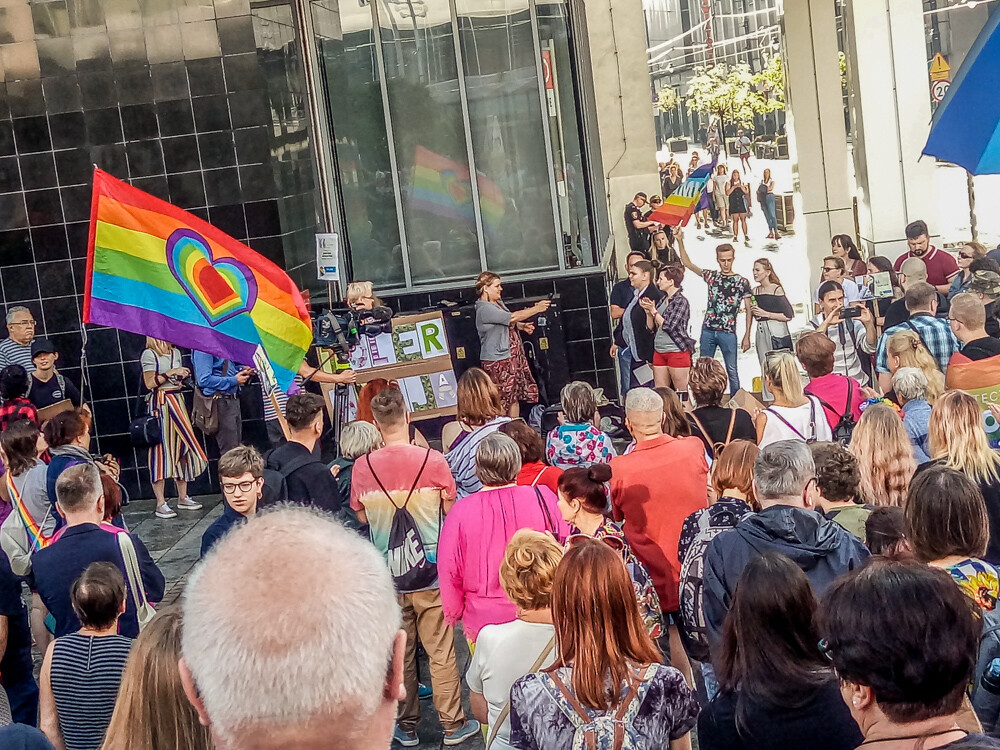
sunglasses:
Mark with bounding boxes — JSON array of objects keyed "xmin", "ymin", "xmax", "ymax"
[
  {"xmin": 566, "ymin": 533, "xmax": 626, "ymax": 553},
  {"xmin": 959, "ymin": 253, "xmax": 974, "ymax": 260},
  {"xmin": 822, "ymin": 266, "xmax": 840, "ymax": 272}
]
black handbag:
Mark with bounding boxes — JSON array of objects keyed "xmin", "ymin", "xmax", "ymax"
[{"xmin": 129, "ymin": 356, "xmax": 162, "ymax": 448}]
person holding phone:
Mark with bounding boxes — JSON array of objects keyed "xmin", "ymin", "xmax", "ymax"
[
  {"xmin": 192, "ymin": 351, "xmax": 254, "ymax": 454},
  {"xmin": 808, "ymin": 281, "xmax": 877, "ymax": 388}
]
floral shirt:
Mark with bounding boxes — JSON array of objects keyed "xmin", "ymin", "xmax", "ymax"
[
  {"xmin": 702, "ymin": 270, "xmax": 751, "ymax": 332},
  {"xmin": 509, "ymin": 664, "xmax": 700, "ymax": 750},
  {"xmin": 946, "ymin": 558, "xmax": 999, "ymax": 612},
  {"xmin": 594, "ymin": 518, "xmax": 663, "ymax": 638},
  {"xmin": 546, "ymin": 423, "xmax": 616, "ymax": 470}
]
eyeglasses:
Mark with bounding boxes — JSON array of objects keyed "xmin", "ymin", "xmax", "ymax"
[
  {"xmin": 822, "ymin": 266, "xmax": 840, "ymax": 272},
  {"xmin": 9, "ymin": 320, "xmax": 35, "ymax": 327},
  {"xmin": 222, "ymin": 479, "xmax": 259, "ymax": 494},
  {"xmin": 566, "ymin": 533, "xmax": 626, "ymax": 553}
]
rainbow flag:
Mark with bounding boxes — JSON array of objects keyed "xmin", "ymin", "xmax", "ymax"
[
  {"xmin": 411, "ymin": 145, "xmax": 505, "ymax": 230},
  {"xmin": 646, "ymin": 156, "xmax": 718, "ymax": 226},
  {"xmin": 83, "ymin": 168, "xmax": 312, "ymax": 390}
]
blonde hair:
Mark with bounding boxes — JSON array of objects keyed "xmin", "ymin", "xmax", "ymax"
[
  {"xmin": 145, "ymin": 337, "xmax": 173, "ymax": 358},
  {"xmin": 345, "ymin": 281, "xmax": 380, "ymax": 307},
  {"xmin": 848, "ymin": 404, "xmax": 916, "ymax": 507},
  {"xmin": 101, "ymin": 609, "xmax": 212, "ymax": 750},
  {"xmin": 763, "ymin": 351, "xmax": 804, "ymax": 404},
  {"xmin": 499, "ymin": 529, "xmax": 564, "ymax": 611},
  {"xmin": 885, "ymin": 330, "xmax": 944, "ymax": 404},
  {"xmin": 929, "ymin": 390, "xmax": 1000, "ymax": 484}
]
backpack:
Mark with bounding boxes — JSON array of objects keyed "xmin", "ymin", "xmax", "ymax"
[
  {"xmin": 545, "ymin": 664, "xmax": 657, "ymax": 750},
  {"xmin": 971, "ymin": 606, "xmax": 1000, "ymax": 733},
  {"xmin": 689, "ymin": 409, "xmax": 736, "ymax": 459},
  {"xmin": 814, "ymin": 379, "xmax": 856, "ymax": 446},
  {"xmin": 26, "ymin": 372, "xmax": 65, "ymax": 403},
  {"xmin": 365, "ymin": 450, "xmax": 439, "ymax": 593},
  {"xmin": 0, "ymin": 473, "xmax": 52, "ymax": 576},
  {"xmin": 260, "ymin": 452, "xmax": 326, "ymax": 507},
  {"xmin": 756, "ymin": 181, "xmax": 768, "ymax": 204}
]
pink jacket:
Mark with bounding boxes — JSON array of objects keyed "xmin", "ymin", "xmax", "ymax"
[{"xmin": 437, "ymin": 485, "xmax": 569, "ymax": 641}]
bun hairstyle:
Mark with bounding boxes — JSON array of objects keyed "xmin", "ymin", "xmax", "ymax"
[
  {"xmin": 475, "ymin": 271, "xmax": 501, "ymax": 298},
  {"xmin": 558, "ymin": 463, "xmax": 613, "ymax": 514}
]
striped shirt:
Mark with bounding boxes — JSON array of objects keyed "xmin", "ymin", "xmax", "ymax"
[
  {"xmin": 445, "ymin": 417, "xmax": 511, "ymax": 498},
  {"xmin": 0, "ymin": 338, "xmax": 34, "ymax": 373},
  {"xmin": 50, "ymin": 632, "xmax": 132, "ymax": 750}
]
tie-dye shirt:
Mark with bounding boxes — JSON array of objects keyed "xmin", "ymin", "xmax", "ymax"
[
  {"xmin": 545, "ymin": 423, "xmax": 616, "ymax": 470},
  {"xmin": 350, "ymin": 445, "xmax": 456, "ymax": 590}
]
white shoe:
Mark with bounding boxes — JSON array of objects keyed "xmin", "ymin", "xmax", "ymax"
[
  {"xmin": 177, "ymin": 497, "xmax": 203, "ymax": 511},
  {"xmin": 155, "ymin": 503, "xmax": 177, "ymax": 519}
]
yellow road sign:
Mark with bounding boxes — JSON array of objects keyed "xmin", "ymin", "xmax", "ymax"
[{"xmin": 930, "ymin": 52, "xmax": 951, "ymax": 82}]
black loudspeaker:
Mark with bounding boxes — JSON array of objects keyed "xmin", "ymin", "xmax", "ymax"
[{"xmin": 442, "ymin": 295, "xmax": 570, "ymax": 407}]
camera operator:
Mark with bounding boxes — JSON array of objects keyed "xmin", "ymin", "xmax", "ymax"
[
  {"xmin": 808, "ymin": 281, "xmax": 877, "ymax": 388},
  {"xmin": 262, "ymin": 361, "xmax": 357, "ymax": 449},
  {"xmin": 346, "ymin": 281, "xmax": 380, "ymax": 312}
]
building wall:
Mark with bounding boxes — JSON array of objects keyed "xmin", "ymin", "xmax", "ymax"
[
  {"xmin": 0, "ymin": 0, "xmax": 321, "ymax": 498},
  {"xmin": 0, "ymin": 0, "xmax": 622, "ymax": 498}
]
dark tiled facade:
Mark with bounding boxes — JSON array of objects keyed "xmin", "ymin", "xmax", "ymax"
[{"xmin": 0, "ymin": 0, "xmax": 615, "ymax": 499}]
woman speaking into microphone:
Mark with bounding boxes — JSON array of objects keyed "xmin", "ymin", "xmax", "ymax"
[{"xmin": 475, "ymin": 272, "xmax": 551, "ymax": 418}]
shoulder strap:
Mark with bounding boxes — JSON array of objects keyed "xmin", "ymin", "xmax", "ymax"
[
  {"xmin": 844, "ymin": 379, "xmax": 854, "ymax": 415},
  {"xmin": 530, "ymin": 466, "xmax": 546, "ymax": 487},
  {"xmin": 688, "ymin": 411, "xmax": 710, "ymax": 445},
  {"xmin": 905, "ymin": 321, "xmax": 930, "ymax": 354},
  {"xmin": 549, "ymin": 669, "xmax": 592, "ymax": 726},
  {"xmin": 365, "ymin": 450, "xmax": 431, "ymax": 510},
  {"xmin": 724, "ymin": 409, "xmax": 736, "ymax": 445},
  {"xmin": 277, "ymin": 452, "xmax": 324, "ymax": 480},
  {"xmin": 486, "ymin": 634, "xmax": 557, "ymax": 749},
  {"xmin": 765, "ymin": 406, "xmax": 807, "ymax": 441},
  {"xmin": 117, "ymin": 533, "xmax": 150, "ymax": 613},
  {"xmin": 534, "ymin": 487, "xmax": 556, "ymax": 535}
]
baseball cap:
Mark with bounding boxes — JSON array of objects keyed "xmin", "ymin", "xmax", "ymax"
[
  {"xmin": 31, "ymin": 339, "xmax": 57, "ymax": 358},
  {"xmin": 969, "ymin": 271, "xmax": 1000, "ymax": 298}
]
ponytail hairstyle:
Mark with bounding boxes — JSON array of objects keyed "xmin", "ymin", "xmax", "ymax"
[
  {"xmin": 558, "ymin": 463, "xmax": 613, "ymax": 515},
  {"xmin": 763, "ymin": 350, "xmax": 804, "ymax": 403}
]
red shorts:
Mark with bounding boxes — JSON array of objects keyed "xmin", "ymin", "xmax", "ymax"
[{"xmin": 652, "ymin": 350, "xmax": 692, "ymax": 367}]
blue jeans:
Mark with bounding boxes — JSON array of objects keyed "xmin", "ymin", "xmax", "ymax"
[
  {"xmin": 763, "ymin": 193, "xmax": 778, "ymax": 232},
  {"xmin": 618, "ymin": 345, "xmax": 634, "ymax": 401},
  {"xmin": 700, "ymin": 328, "xmax": 740, "ymax": 395}
]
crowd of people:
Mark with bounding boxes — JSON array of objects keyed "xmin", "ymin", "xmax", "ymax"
[{"xmin": 4, "ymin": 213, "xmax": 1000, "ymax": 750}]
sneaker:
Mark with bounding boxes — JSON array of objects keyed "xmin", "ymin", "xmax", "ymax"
[
  {"xmin": 443, "ymin": 720, "xmax": 481, "ymax": 746},
  {"xmin": 744, "ymin": 238, "xmax": 751, "ymax": 247},
  {"xmin": 418, "ymin": 682, "xmax": 432, "ymax": 699},
  {"xmin": 177, "ymin": 497, "xmax": 203, "ymax": 511},
  {"xmin": 155, "ymin": 503, "xmax": 177, "ymax": 519},
  {"xmin": 392, "ymin": 726, "xmax": 419, "ymax": 747}
]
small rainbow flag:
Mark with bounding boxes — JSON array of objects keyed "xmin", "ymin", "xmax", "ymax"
[
  {"xmin": 646, "ymin": 156, "xmax": 718, "ymax": 226},
  {"xmin": 83, "ymin": 168, "xmax": 312, "ymax": 391},
  {"xmin": 411, "ymin": 145, "xmax": 505, "ymax": 230}
]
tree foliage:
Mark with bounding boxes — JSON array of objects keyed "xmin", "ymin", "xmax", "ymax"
[
  {"xmin": 685, "ymin": 58, "xmax": 787, "ymax": 127},
  {"xmin": 655, "ymin": 87, "xmax": 678, "ymax": 113}
]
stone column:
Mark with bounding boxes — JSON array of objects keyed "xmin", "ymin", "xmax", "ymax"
[
  {"xmin": 781, "ymin": 0, "xmax": 856, "ymax": 289},
  {"xmin": 843, "ymin": 0, "xmax": 938, "ymax": 259},
  {"xmin": 581, "ymin": 0, "xmax": 659, "ymax": 266}
]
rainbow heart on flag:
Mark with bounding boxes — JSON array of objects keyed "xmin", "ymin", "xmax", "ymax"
[{"xmin": 166, "ymin": 228, "xmax": 258, "ymax": 326}]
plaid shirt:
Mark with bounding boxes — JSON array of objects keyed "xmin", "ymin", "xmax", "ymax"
[
  {"xmin": 658, "ymin": 291, "xmax": 696, "ymax": 352},
  {"xmin": 0, "ymin": 398, "xmax": 38, "ymax": 433},
  {"xmin": 876, "ymin": 312, "xmax": 960, "ymax": 374}
]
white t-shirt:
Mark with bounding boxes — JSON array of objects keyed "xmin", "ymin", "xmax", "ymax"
[
  {"xmin": 466, "ymin": 620, "xmax": 556, "ymax": 750},
  {"xmin": 759, "ymin": 396, "xmax": 833, "ymax": 448}
]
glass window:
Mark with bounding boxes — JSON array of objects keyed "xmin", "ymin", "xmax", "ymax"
[
  {"xmin": 311, "ymin": 0, "xmax": 406, "ymax": 287},
  {"xmin": 536, "ymin": 0, "xmax": 597, "ymax": 266},
  {"xmin": 456, "ymin": 0, "xmax": 560, "ymax": 273},
  {"xmin": 376, "ymin": 0, "xmax": 483, "ymax": 284}
]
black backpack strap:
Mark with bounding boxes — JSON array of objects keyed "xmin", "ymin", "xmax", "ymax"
[
  {"xmin": 365, "ymin": 449, "xmax": 431, "ymax": 511},
  {"xmin": 276, "ymin": 452, "xmax": 324, "ymax": 480},
  {"xmin": 905, "ymin": 321, "xmax": 931, "ymax": 354}
]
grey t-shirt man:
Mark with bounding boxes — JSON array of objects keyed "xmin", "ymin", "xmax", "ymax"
[{"xmin": 476, "ymin": 300, "xmax": 513, "ymax": 362}]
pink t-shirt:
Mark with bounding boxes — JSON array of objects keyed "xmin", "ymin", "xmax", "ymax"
[
  {"xmin": 805, "ymin": 373, "xmax": 865, "ymax": 429},
  {"xmin": 437, "ymin": 485, "xmax": 569, "ymax": 641},
  {"xmin": 893, "ymin": 246, "xmax": 959, "ymax": 288}
]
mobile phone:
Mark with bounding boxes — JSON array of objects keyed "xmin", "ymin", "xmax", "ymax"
[{"xmin": 841, "ymin": 306, "xmax": 862, "ymax": 319}]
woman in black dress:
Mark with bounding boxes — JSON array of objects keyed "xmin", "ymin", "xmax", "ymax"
[
  {"xmin": 751, "ymin": 258, "xmax": 794, "ymax": 401},
  {"xmin": 726, "ymin": 170, "xmax": 751, "ymax": 246}
]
